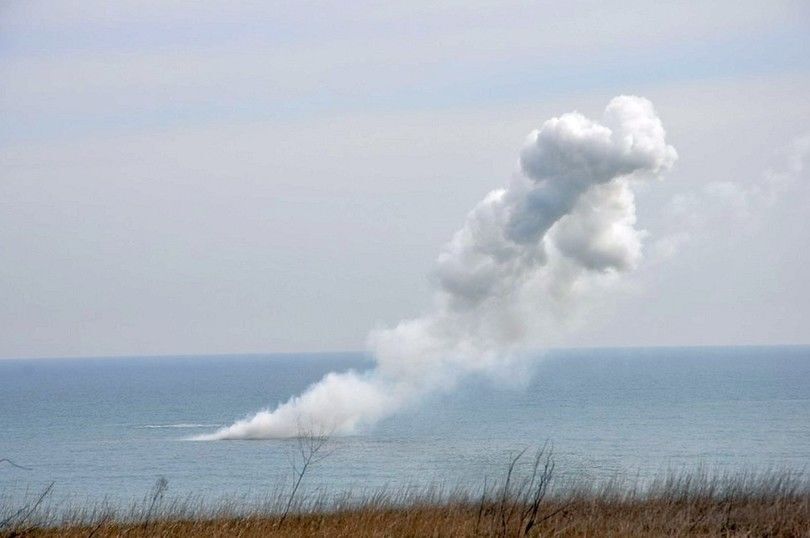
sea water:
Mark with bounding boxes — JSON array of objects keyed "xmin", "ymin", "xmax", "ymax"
[{"xmin": 1, "ymin": 346, "xmax": 808, "ymax": 509}]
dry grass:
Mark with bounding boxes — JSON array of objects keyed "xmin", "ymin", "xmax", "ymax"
[
  {"xmin": 10, "ymin": 492, "xmax": 810, "ymax": 537},
  {"xmin": 3, "ymin": 450, "xmax": 809, "ymax": 537}
]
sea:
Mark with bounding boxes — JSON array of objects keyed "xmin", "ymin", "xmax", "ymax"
[{"xmin": 1, "ymin": 346, "xmax": 809, "ymax": 510}]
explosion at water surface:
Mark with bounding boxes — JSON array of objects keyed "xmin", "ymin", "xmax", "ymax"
[{"xmin": 198, "ymin": 96, "xmax": 677, "ymax": 440}]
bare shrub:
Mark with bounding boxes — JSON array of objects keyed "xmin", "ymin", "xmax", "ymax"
[{"xmin": 278, "ymin": 422, "xmax": 334, "ymax": 526}]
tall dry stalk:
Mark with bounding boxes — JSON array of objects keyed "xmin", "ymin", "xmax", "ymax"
[
  {"xmin": 277, "ymin": 423, "xmax": 334, "ymax": 526},
  {"xmin": 141, "ymin": 476, "xmax": 168, "ymax": 530}
]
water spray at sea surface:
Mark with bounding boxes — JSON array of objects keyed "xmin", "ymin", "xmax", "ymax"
[{"xmin": 197, "ymin": 96, "xmax": 677, "ymax": 440}]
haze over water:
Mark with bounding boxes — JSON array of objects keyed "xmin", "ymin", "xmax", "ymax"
[{"xmin": 1, "ymin": 346, "xmax": 808, "ymax": 508}]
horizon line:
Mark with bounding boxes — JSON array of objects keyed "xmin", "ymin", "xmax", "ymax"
[{"xmin": 2, "ymin": 343, "xmax": 808, "ymax": 362}]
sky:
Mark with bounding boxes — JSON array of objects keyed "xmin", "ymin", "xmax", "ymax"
[{"xmin": 2, "ymin": 1, "xmax": 809, "ymax": 359}]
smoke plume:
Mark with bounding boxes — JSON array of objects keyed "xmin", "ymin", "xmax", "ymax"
[{"xmin": 197, "ymin": 96, "xmax": 676, "ymax": 440}]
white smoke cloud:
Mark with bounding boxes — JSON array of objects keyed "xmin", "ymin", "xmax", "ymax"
[
  {"xmin": 652, "ymin": 132, "xmax": 810, "ymax": 261},
  {"xmin": 197, "ymin": 96, "xmax": 676, "ymax": 440}
]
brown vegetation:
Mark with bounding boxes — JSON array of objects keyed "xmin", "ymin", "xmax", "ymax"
[
  {"xmin": 3, "ymin": 448, "xmax": 808, "ymax": 537},
  {"xmin": 9, "ymin": 490, "xmax": 810, "ymax": 537}
]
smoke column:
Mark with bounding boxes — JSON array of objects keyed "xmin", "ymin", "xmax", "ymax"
[{"xmin": 198, "ymin": 96, "xmax": 677, "ymax": 440}]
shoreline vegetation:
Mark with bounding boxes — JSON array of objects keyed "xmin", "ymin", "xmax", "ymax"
[{"xmin": 3, "ymin": 447, "xmax": 809, "ymax": 537}]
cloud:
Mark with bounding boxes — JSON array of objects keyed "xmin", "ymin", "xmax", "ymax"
[{"xmin": 653, "ymin": 132, "xmax": 810, "ymax": 258}]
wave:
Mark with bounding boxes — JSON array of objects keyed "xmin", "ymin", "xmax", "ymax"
[{"xmin": 138, "ymin": 423, "xmax": 219, "ymax": 429}]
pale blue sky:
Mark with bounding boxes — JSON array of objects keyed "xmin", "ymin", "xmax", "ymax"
[
  {"xmin": 4, "ymin": 1, "xmax": 809, "ymax": 143},
  {"xmin": 2, "ymin": 1, "xmax": 810, "ymax": 358}
]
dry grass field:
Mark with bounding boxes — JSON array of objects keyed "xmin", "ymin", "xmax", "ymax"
[
  {"xmin": 10, "ymin": 492, "xmax": 810, "ymax": 537},
  {"xmin": 3, "ymin": 449, "xmax": 809, "ymax": 537}
]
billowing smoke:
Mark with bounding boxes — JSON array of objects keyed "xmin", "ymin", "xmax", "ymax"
[{"xmin": 197, "ymin": 96, "xmax": 676, "ymax": 440}]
